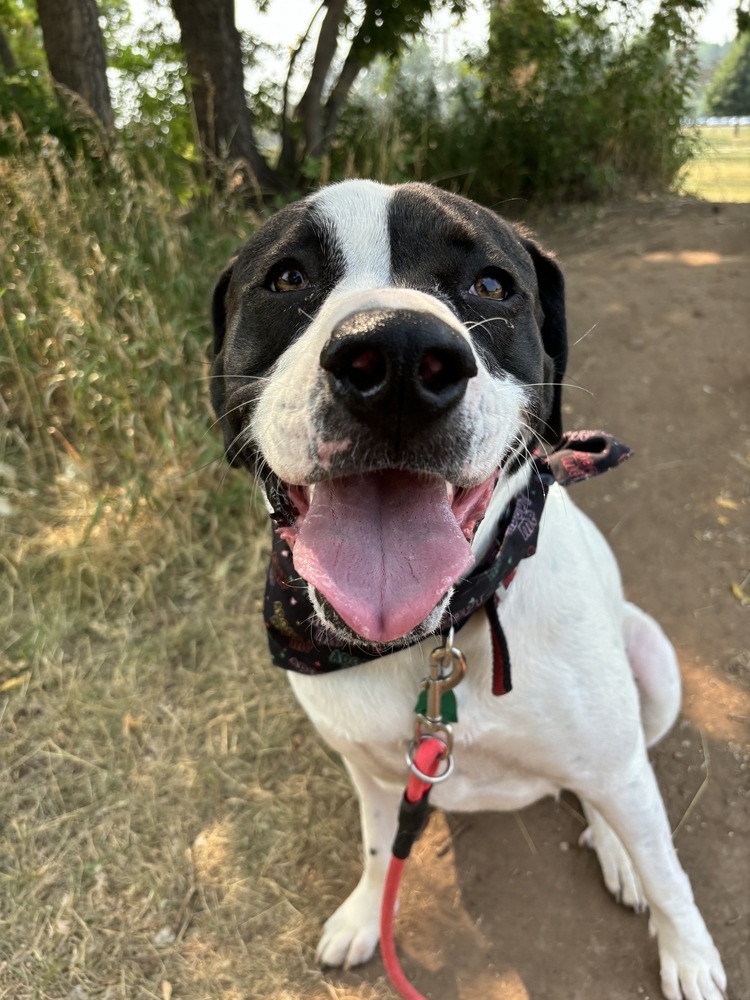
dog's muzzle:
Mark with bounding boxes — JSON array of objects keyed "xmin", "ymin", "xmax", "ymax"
[{"xmin": 320, "ymin": 308, "xmax": 477, "ymax": 443}]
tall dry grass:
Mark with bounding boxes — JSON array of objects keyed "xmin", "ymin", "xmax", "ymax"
[{"xmin": 0, "ymin": 138, "xmax": 390, "ymax": 999}]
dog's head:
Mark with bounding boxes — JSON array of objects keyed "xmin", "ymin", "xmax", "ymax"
[{"xmin": 211, "ymin": 180, "xmax": 567, "ymax": 647}]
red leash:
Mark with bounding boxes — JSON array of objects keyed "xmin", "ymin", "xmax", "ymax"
[
  {"xmin": 379, "ymin": 632, "xmax": 467, "ymax": 999},
  {"xmin": 379, "ymin": 737, "xmax": 447, "ymax": 1000}
]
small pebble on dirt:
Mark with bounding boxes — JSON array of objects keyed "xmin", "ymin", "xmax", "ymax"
[{"xmin": 152, "ymin": 927, "xmax": 176, "ymax": 948}]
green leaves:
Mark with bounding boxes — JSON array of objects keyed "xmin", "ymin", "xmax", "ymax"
[
  {"xmin": 705, "ymin": 32, "xmax": 750, "ymax": 114},
  {"xmin": 348, "ymin": 0, "xmax": 468, "ymax": 64}
]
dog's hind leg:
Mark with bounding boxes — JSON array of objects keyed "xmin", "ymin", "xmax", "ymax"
[
  {"xmin": 623, "ymin": 601, "xmax": 681, "ymax": 748},
  {"xmin": 581, "ymin": 602, "xmax": 682, "ymax": 914},
  {"xmin": 315, "ymin": 758, "xmax": 400, "ymax": 969}
]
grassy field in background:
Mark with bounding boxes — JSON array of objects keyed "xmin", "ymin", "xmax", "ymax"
[{"xmin": 680, "ymin": 124, "xmax": 750, "ymax": 202}]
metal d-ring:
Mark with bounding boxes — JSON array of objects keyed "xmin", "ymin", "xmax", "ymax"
[{"xmin": 405, "ymin": 739, "xmax": 455, "ymax": 784}]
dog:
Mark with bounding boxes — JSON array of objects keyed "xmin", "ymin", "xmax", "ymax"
[{"xmin": 210, "ymin": 180, "xmax": 727, "ymax": 1000}]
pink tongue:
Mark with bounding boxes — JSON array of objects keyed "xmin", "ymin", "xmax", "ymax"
[{"xmin": 293, "ymin": 471, "xmax": 474, "ymax": 642}]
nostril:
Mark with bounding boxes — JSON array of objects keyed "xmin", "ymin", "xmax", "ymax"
[
  {"xmin": 417, "ymin": 348, "xmax": 474, "ymax": 395},
  {"xmin": 418, "ymin": 351, "xmax": 445, "ymax": 386},
  {"xmin": 321, "ymin": 338, "xmax": 389, "ymax": 396},
  {"xmin": 348, "ymin": 348, "xmax": 387, "ymax": 393}
]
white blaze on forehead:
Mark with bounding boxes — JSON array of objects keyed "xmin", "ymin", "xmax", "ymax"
[{"xmin": 310, "ymin": 180, "xmax": 393, "ymax": 287}]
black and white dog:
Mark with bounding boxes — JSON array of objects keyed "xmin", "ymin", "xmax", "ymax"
[{"xmin": 210, "ymin": 180, "xmax": 726, "ymax": 1000}]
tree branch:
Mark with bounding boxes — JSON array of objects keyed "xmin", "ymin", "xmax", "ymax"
[
  {"xmin": 295, "ymin": 0, "xmax": 348, "ymax": 156},
  {"xmin": 323, "ymin": 47, "xmax": 364, "ymax": 143},
  {"xmin": 279, "ymin": 0, "xmax": 327, "ymax": 173}
]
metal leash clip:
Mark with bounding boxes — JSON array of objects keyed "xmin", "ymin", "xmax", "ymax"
[{"xmin": 406, "ymin": 627, "xmax": 467, "ymax": 784}]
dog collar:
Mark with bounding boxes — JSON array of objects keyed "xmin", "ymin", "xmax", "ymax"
[{"xmin": 262, "ymin": 431, "xmax": 631, "ymax": 694}]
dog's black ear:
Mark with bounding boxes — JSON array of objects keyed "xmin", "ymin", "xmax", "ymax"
[
  {"xmin": 520, "ymin": 237, "xmax": 568, "ymax": 445},
  {"xmin": 211, "ymin": 258, "xmax": 237, "ymax": 359},
  {"xmin": 210, "ymin": 258, "xmax": 239, "ymax": 457}
]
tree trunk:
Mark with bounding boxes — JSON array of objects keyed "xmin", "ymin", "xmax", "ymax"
[
  {"xmin": 279, "ymin": 2, "xmax": 325, "ymax": 176},
  {"xmin": 36, "ymin": 0, "xmax": 113, "ymax": 128},
  {"xmin": 170, "ymin": 0, "xmax": 276, "ymax": 190},
  {"xmin": 0, "ymin": 24, "xmax": 18, "ymax": 74},
  {"xmin": 324, "ymin": 49, "xmax": 365, "ymax": 143},
  {"xmin": 295, "ymin": 0, "xmax": 347, "ymax": 158}
]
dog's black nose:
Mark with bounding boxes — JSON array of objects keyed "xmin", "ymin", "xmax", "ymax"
[{"xmin": 320, "ymin": 308, "xmax": 477, "ymax": 440}]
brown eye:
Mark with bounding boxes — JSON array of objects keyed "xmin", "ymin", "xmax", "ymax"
[
  {"xmin": 269, "ymin": 265, "xmax": 309, "ymax": 293},
  {"xmin": 469, "ymin": 271, "xmax": 510, "ymax": 300}
]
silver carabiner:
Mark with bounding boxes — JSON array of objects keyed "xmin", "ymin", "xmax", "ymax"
[
  {"xmin": 423, "ymin": 628, "xmax": 467, "ymax": 722},
  {"xmin": 407, "ymin": 628, "xmax": 469, "ymax": 784}
]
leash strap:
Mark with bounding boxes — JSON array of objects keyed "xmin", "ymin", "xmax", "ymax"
[{"xmin": 381, "ymin": 737, "xmax": 446, "ymax": 1000}]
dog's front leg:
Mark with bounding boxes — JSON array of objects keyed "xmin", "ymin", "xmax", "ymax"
[
  {"xmin": 316, "ymin": 758, "xmax": 401, "ymax": 969},
  {"xmin": 579, "ymin": 754, "xmax": 727, "ymax": 1000}
]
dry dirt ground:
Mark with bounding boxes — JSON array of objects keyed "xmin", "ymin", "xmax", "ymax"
[{"xmin": 317, "ymin": 198, "xmax": 750, "ymax": 1000}]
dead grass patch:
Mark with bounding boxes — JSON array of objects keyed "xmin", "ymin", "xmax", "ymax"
[{"xmin": 0, "ymin": 463, "xmax": 397, "ymax": 999}]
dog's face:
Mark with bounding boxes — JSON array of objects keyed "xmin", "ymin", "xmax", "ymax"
[{"xmin": 211, "ymin": 180, "xmax": 567, "ymax": 647}]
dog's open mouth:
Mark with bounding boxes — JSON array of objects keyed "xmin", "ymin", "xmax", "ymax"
[{"xmin": 278, "ymin": 470, "xmax": 497, "ymax": 643}]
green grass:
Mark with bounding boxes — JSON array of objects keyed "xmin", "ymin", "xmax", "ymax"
[{"xmin": 680, "ymin": 125, "xmax": 750, "ymax": 202}]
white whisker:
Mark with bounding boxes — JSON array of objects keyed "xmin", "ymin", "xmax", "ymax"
[
  {"xmin": 465, "ymin": 316, "xmax": 513, "ymax": 332},
  {"xmin": 194, "ymin": 373, "xmax": 272, "ymax": 384},
  {"xmin": 572, "ymin": 322, "xmax": 598, "ymax": 347},
  {"xmin": 517, "ymin": 380, "xmax": 593, "ymax": 397}
]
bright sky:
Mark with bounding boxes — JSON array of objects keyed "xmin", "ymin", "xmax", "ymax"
[{"xmin": 698, "ymin": 0, "xmax": 743, "ymax": 41}]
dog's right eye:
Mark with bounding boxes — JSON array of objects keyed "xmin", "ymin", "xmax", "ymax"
[
  {"xmin": 267, "ymin": 263, "xmax": 310, "ymax": 293},
  {"xmin": 468, "ymin": 268, "xmax": 512, "ymax": 300}
]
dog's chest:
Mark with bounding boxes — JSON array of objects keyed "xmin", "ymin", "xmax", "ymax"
[
  {"xmin": 287, "ymin": 607, "xmax": 562, "ymax": 812},
  {"xmin": 286, "ymin": 490, "xmax": 629, "ymax": 812}
]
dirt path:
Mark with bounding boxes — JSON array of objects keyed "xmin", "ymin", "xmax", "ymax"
[{"xmin": 331, "ymin": 199, "xmax": 750, "ymax": 1000}]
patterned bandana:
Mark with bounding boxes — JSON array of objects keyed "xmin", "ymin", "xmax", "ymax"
[{"xmin": 263, "ymin": 431, "xmax": 631, "ymax": 695}]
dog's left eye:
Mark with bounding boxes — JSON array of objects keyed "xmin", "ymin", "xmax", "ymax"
[
  {"xmin": 268, "ymin": 264, "xmax": 310, "ymax": 293},
  {"xmin": 469, "ymin": 269, "xmax": 511, "ymax": 300}
]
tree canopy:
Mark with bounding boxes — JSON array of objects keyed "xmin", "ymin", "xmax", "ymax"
[{"xmin": 0, "ymin": 0, "xmax": 733, "ymax": 201}]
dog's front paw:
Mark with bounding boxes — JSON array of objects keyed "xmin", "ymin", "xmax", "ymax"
[
  {"xmin": 315, "ymin": 883, "xmax": 382, "ymax": 969},
  {"xmin": 656, "ymin": 927, "xmax": 727, "ymax": 1000},
  {"xmin": 580, "ymin": 814, "xmax": 647, "ymax": 912}
]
